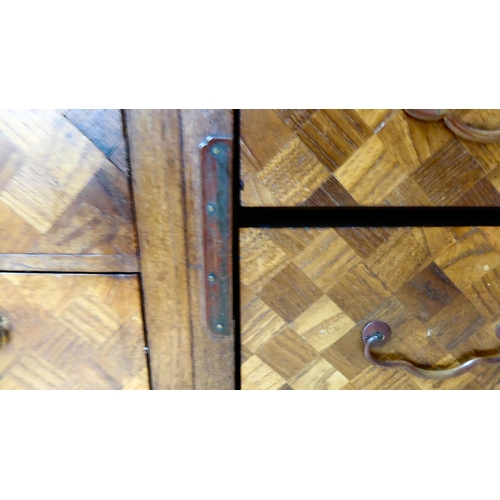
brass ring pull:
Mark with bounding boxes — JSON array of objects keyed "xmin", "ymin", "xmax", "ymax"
[
  {"xmin": 404, "ymin": 109, "xmax": 500, "ymax": 143},
  {"xmin": 362, "ymin": 321, "xmax": 500, "ymax": 381}
]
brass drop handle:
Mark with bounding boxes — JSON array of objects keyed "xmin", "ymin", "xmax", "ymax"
[
  {"xmin": 405, "ymin": 109, "xmax": 500, "ymax": 143},
  {"xmin": 362, "ymin": 320, "xmax": 500, "ymax": 381}
]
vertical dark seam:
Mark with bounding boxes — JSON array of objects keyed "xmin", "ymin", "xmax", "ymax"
[
  {"xmin": 177, "ymin": 109, "xmax": 197, "ymax": 389},
  {"xmin": 233, "ymin": 109, "xmax": 242, "ymax": 389},
  {"xmin": 121, "ymin": 109, "xmax": 154, "ymax": 390}
]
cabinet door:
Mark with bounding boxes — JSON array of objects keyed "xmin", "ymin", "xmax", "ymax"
[
  {"xmin": 0, "ymin": 274, "xmax": 148, "ymax": 390},
  {"xmin": 240, "ymin": 227, "xmax": 500, "ymax": 390},
  {"xmin": 240, "ymin": 109, "xmax": 500, "ymax": 207}
]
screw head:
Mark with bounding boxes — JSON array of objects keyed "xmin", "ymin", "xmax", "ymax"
[
  {"xmin": 143, "ymin": 347, "xmax": 149, "ymax": 353},
  {"xmin": 207, "ymin": 204, "xmax": 215, "ymax": 213},
  {"xmin": 216, "ymin": 323, "xmax": 224, "ymax": 331},
  {"xmin": 208, "ymin": 274, "xmax": 216, "ymax": 283},
  {"xmin": 212, "ymin": 147, "xmax": 221, "ymax": 156},
  {"xmin": 362, "ymin": 320, "xmax": 392, "ymax": 347}
]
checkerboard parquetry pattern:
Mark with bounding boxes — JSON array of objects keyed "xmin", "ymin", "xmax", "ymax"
[
  {"xmin": 241, "ymin": 109, "xmax": 500, "ymax": 207},
  {"xmin": 241, "ymin": 227, "xmax": 500, "ymax": 389}
]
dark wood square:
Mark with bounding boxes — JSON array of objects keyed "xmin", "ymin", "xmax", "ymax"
[
  {"xmin": 259, "ymin": 263, "xmax": 323, "ymax": 322},
  {"xmin": 456, "ymin": 178, "xmax": 500, "ymax": 207},
  {"xmin": 255, "ymin": 327, "xmax": 319, "ymax": 380},
  {"xmin": 428, "ymin": 295, "xmax": 485, "ymax": 352},
  {"xmin": 321, "ymin": 327, "xmax": 369, "ymax": 380},
  {"xmin": 396, "ymin": 262, "xmax": 461, "ymax": 322},
  {"xmin": 335, "ymin": 227, "xmax": 404, "ymax": 259},
  {"xmin": 302, "ymin": 176, "xmax": 358, "ymax": 207},
  {"xmin": 326, "ymin": 262, "xmax": 392, "ymax": 322},
  {"xmin": 411, "ymin": 141, "xmax": 486, "ymax": 205}
]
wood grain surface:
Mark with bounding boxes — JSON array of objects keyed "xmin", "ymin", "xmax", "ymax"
[
  {"xmin": 0, "ymin": 109, "xmax": 136, "ymax": 259},
  {"xmin": 241, "ymin": 226, "xmax": 500, "ymax": 389},
  {"xmin": 180, "ymin": 110, "xmax": 235, "ymax": 389},
  {"xmin": 126, "ymin": 110, "xmax": 235, "ymax": 390},
  {"xmin": 0, "ymin": 254, "xmax": 139, "ymax": 273},
  {"xmin": 241, "ymin": 109, "xmax": 500, "ymax": 207},
  {"xmin": 0, "ymin": 274, "xmax": 148, "ymax": 390},
  {"xmin": 64, "ymin": 109, "xmax": 129, "ymax": 174}
]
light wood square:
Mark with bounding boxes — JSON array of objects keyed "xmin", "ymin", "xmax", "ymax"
[
  {"xmin": 242, "ymin": 294, "xmax": 287, "ymax": 353},
  {"xmin": 241, "ymin": 355, "xmax": 285, "ymax": 390},
  {"xmin": 240, "ymin": 228, "xmax": 289, "ymax": 293},
  {"xmin": 293, "ymin": 228, "xmax": 361, "ymax": 292},
  {"xmin": 291, "ymin": 295, "xmax": 355, "ymax": 352},
  {"xmin": 334, "ymin": 135, "xmax": 407, "ymax": 205},
  {"xmin": 435, "ymin": 229, "xmax": 500, "ymax": 289},
  {"xmin": 288, "ymin": 358, "xmax": 349, "ymax": 390},
  {"xmin": 256, "ymin": 138, "xmax": 331, "ymax": 205},
  {"xmin": 366, "ymin": 231, "xmax": 431, "ymax": 292}
]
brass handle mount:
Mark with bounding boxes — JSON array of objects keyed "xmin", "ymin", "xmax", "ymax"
[{"xmin": 362, "ymin": 320, "xmax": 500, "ymax": 381}]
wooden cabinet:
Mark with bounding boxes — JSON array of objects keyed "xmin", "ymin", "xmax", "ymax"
[
  {"xmin": 240, "ymin": 110, "xmax": 500, "ymax": 390},
  {"xmin": 0, "ymin": 110, "xmax": 148, "ymax": 389},
  {"xmin": 5, "ymin": 108, "xmax": 500, "ymax": 390}
]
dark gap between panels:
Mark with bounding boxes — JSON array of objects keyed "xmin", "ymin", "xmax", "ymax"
[
  {"xmin": 232, "ymin": 109, "xmax": 242, "ymax": 390},
  {"xmin": 237, "ymin": 206, "xmax": 500, "ymax": 228}
]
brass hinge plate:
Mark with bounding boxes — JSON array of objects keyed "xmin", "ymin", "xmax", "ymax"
[{"xmin": 200, "ymin": 137, "xmax": 233, "ymax": 337}]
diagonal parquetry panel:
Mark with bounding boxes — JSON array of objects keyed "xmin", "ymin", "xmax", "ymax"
[{"xmin": 0, "ymin": 110, "xmax": 136, "ymax": 254}]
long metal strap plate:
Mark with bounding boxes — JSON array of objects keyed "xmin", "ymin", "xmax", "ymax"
[{"xmin": 200, "ymin": 137, "xmax": 233, "ymax": 337}]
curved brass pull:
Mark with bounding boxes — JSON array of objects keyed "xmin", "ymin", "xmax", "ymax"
[
  {"xmin": 362, "ymin": 321, "xmax": 500, "ymax": 381},
  {"xmin": 404, "ymin": 109, "xmax": 500, "ymax": 143}
]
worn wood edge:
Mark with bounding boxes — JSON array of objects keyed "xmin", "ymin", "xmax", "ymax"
[
  {"xmin": 125, "ymin": 109, "xmax": 194, "ymax": 390},
  {"xmin": 0, "ymin": 254, "xmax": 139, "ymax": 273}
]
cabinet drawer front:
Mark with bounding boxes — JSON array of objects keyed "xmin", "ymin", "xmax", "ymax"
[
  {"xmin": 241, "ymin": 109, "xmax": 500, "ymax": 208},
  {"xmin": 0, "ymin": 274, "xmax": 148, "ymax": 390},
  {"xmin": 240, "ymin": 226, "xmax": 500, "ymax": 389},
  {"xmin": 0, "ymin": 110, "xmax": 136, "ymax": 256}
]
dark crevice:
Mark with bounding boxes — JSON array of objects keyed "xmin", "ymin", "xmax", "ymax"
[
  {"xmin": 121, "ymin": 109, "xmax": 154, "ymax": 391},
  {"xmin": 0, "ymin": 271, "xmax": 140, "ymax": 275},
  {"xmin": 233, "ymin": 109, "xmax": 242, "ymax": 390},
  {"xmin": 178, "ymin": 110, "xmax": 197, "ymax": 390},
  {"xmin": 238, "ymin": 206, "xmax": 500, "ymax": 228}
]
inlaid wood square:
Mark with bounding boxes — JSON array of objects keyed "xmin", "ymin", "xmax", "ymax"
[
  {"xmin": 241, "ymin": 109, "xmax": 500, "ymax": 207},
  {"xmin": 240, "ymin": 227, "xmax": 500, "ymax": 390},
  {"xmin": 0, "ymin": 110, "xmax": 136, "ymax": 255},
  {"xmin": 0, "ymin": 274, "xmax": 148, "ymax": 390}
]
